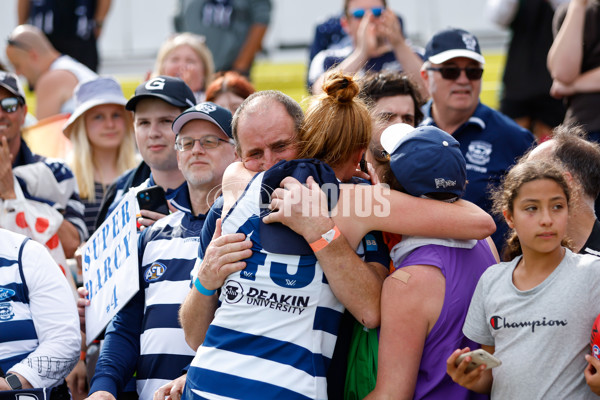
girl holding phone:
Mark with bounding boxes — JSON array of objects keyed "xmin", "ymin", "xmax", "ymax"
[{"xmin": 447, "ymin": 160, "xmax": 600, "ymax": 399}]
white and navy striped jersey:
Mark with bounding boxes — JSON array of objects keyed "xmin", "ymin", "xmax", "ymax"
[
  {"xmin": 186, "ymin": 173, "xmax": 344, "ymax": 400},
  {"xmin": 0, "ymin": 229, "xmax": 79, "ymax": 388},
  {"xmin": 90, "ymin": 184, "xmax": 201, "ymax": 400}
]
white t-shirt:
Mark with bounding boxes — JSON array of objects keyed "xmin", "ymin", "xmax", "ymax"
[{"xmin": 464, "ymin": 249, "xmax": 600, "ymax": 399}]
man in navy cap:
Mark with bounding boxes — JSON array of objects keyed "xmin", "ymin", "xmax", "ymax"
[
  {"xmin": 95, "ymin": 76, "xmax": 196, "ymax": 229},
  {"xmin": 0, "ymin": 71, "xmax": 86, "ymax": 258},
  {"xmin": 420, "ymin": 28, "xmax": 535, "ymax": 251},
  {"xmin": 87, "ymin": 102, "xmax": 236, "ymax": 400}
]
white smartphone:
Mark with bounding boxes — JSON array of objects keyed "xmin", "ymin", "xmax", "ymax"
[{"xmin": 455, "ymin": 349, "xmax": 502, "ymax": 372}]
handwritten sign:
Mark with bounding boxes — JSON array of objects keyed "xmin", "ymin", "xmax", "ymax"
[{"xmin": 82, "ymin": 192, "xmax": 139, "ymax": 345}]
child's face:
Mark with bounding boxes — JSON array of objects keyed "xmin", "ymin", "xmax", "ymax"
[{"xmin": 504, "ymin": 178, "xmax": 568, "ymax": 255}]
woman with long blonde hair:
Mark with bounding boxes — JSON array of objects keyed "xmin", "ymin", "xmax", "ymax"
[{"xmin": 63, "ymin": 77, "xmax": 138, "ymax": 235}]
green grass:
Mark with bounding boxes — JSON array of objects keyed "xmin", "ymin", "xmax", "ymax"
[{"xmin": 24, "ymin": 51, "xmax": 507, "ymax": 116}]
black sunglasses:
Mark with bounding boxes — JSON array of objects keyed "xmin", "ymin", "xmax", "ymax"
[
  {"xmin": 427, "ymin": 66, "xmax": 484, "ymax": 81},
  {"xmin": 0, "ymin": 97, "xmax": 21, "ymax": 113}
]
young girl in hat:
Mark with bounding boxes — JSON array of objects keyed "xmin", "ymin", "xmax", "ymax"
[
  {"xmin": 63, "ymin": 77, "xmax": 138, "ymax": 235},
  {"xmin": 447, "ymin": 160, "xmax": 600, "ymax": 399}
]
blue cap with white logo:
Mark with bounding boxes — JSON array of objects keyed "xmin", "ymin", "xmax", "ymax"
[
  {"xmin": 172, "ymin": 102, "xmax": 233, "ymax": 138},
  {"xmin": 424, "ymin": 28, "xmax": 485, "ymax": 65},
  {"xmin": 381, "ymin": 124, "xmax": 467, "ymax": 199}
]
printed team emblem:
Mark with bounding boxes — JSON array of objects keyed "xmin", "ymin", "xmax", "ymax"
[
  {"xmin": 465, "ymin": 140, "xmax": 492, "ymax": 166},
  {"xmin": 195, "ymin": 103, "xmax": 217, "ymax": 114},
  {"xmin": 0, "ymin": 302, "xmax": 14, "ymax": 321},
  {"xmin": 434, "ymin": 178, "xmax": 457, "ymax": 189},
  {"xmin": 145, "ymin": 77, "xmax": 166, "ymax": 90},
  {"xmin": 144, "ymin": 262, "xmax": 167, "ymax": 282},
  {"xmin": 15, "ymin": 394, "xmax": 39, "ymax": 400},
  {"xmin": 223, "ymin": 280, "xmax": 244, "ymax": 304},
  {"xmin": 462, "ymin": 33, "xmax": 478, "ymax": 51},
  {"xmin": 0, "ymin": 288, "xmax": 15, "ymax": 301}
]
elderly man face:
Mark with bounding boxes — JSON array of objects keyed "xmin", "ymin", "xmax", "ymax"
[
  {"xmin": 235, "ymin": 99, "xmax": 298, "ymax": 172},
  {"xmin": 423, "ymin": 57, "xmax": 483, "ymax": 116}
]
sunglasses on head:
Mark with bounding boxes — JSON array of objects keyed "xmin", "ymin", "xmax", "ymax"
[
  {"xmin": 427, "ymin": 66, "xmax": 484, "ymax": 81},
  {"xmin": 6, "ymin": 38, "xmax": 30, "ymax": 51},
  {"xmin": 0, "ymin": 97, "xmax": 22, "ymax": 113},
  {"xmin": 350, "ymin": 7, "xmax": 384, "ymax": 18}
]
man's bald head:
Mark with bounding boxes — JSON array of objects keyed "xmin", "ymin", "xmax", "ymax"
[
  {"xmin": 527, "ymin": 125, "xmax": 600, "ymax": 201},
  {"xmin": 6, "ymin": 25, "xmax": 59, "ymax": 87},
  {"xmin": 8, "ymin": 25, "xmax": 56, "ymax": 55},
  {"xmin": 526, "ymin": 139, "xmax": 556, "ymax": 162}
]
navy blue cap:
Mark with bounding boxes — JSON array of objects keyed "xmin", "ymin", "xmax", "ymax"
[
  {"xmin": 125, "ymin": 76, "xmax": 196, "ymax": 111},
  {"xmin": 381, "ymin": 124, "xmax": 467, "ymax": 199},
  {"xmin": 424, "ymin": 28, "xmax": 485, "ymax": 65},
  {"xmin": 172, "ymin": 102, "xmax": 233, "ymax": 138},
  {"xmin": 259, "ymin": 159, "xmax": 339, "ymax": 255}
]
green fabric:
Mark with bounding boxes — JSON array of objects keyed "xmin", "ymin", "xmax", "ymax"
[{"xmin": 344, "ymin": 320, "xmax": 379, "ymax": 399}]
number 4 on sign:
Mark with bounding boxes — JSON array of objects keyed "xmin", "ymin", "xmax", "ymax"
[{"xmin": 106, "ymin": 285, "xmax": 118, "ymax": 314}]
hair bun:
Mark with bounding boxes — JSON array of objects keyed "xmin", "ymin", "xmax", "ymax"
[{"xmin": 323, "ymin": 72, "xmax": 359, "ymax": 104}]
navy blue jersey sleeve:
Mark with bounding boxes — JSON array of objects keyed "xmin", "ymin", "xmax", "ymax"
[
  {"xmin": 362, "ymin": 230, "xmax": 390, "ymax": 271},
  {"xmin": 89, "ymin": 286, "xmax": 144, "ymax": 397},
  {"xmin": 198, "ymin": 197, "xmax": 223, "ymax": 259}
]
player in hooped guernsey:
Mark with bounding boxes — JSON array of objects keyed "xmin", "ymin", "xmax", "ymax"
[{"xmin": 186, "ymin": 166, "xmax": 344, "ymax": 400}]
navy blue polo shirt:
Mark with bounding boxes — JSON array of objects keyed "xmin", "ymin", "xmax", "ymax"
[{"xmin": 421, "ymin": 101, "xmax": 535, "ymax": 250}]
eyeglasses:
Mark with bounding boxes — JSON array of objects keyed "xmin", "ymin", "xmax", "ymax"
[
  {"xmin": 0, "ymin": 97, "xmax": 21, "ymax": 113},
  {"xmin": 6, "ymin": 38, "xmax": 30, "ymax": 51},
  {"xmin": 427, "ymin": 66, "xmax": 484, "ymax": 81},
  {"xmin": 350, "ymin": 7, "xmax": 384, "ymax": 18},
  {"xmin": 174, "ymin": 135, "xmax": 233, "ymax": 152}
]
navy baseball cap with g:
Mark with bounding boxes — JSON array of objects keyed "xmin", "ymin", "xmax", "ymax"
[
  {"xmin": 125, "ymin": 76, "xmax": 196, "ymax": 111},
  {"xmin": 172, "ymin": 102, "xmax": 233, "ymax": 138},
  {"xmin": 381, "ymin": 124, "xmax": 467, "ymax": 200},
  {"xmin": 424, "ymin": 28, "xmax": 485, "ymax": 65}
]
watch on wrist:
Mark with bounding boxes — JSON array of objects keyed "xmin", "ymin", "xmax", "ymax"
[{"xmin": 5, "ymin": 373, "xmax": 22, "ymax": 390}]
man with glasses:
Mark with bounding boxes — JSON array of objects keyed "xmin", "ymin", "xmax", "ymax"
[
  {"xmin": 420, "ymin": 28, "xmax": 535, "ymax": 250},
  {"xmin": 0, "ymin": 71, "xmax": 87, "ymax": 259},
  {"xmin": 81, "ymin": 76, "xmax": 194, "ymax": 400},
  {"xmin": 308, "ymin": 0, "xmax": 425, "ymax": 96},
  {"xmin": 5, "ymin": 25, "xmax": 97, "ymax": 120},
  {"xmin": 87, "ymin": 102, "xmax": 236, "ymax": 400}
]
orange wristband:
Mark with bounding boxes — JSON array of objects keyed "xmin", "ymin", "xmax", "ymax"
[{"xmin": 309, "ymin": 225, "xmax": 341, "ymax": 253}]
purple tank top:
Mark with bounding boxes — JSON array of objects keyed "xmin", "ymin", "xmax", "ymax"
[{"xmin": 396, "ymin": 240, "xmax": 495, "ymax": 400}]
